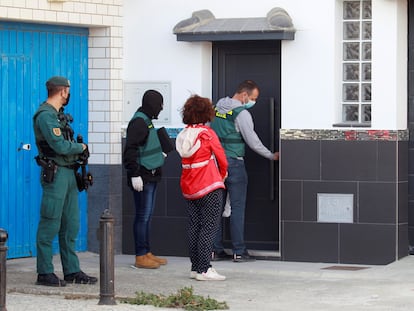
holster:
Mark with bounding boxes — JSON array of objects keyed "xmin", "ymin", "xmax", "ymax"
[
  {"xmin": 75, "ymin": 171, "xmax": 86, "ymax": 191},
  {"xmin": 35, "ymin": 156, "xmax": 57, "ymax": 183},
  {"xmin": 74, "ymin": 165, "xmax": 93, "ymax": 192}
]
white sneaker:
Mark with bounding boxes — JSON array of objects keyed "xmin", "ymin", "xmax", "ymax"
[
  {"xmin": 190, "ymin": 271, "xmax": 197, "ymax": 279},
  {"xmin": 196, "ymin": 267, "xmax": 226, "ymax": 281}
]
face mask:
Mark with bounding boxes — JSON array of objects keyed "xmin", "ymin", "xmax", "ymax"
[
  {"xmin": 245, "ymin": 100, "xmax": 256, "ymax": 109},
  {"xmin": 63, "ymin": 93, "xmax": 70, "ymax": 106}
]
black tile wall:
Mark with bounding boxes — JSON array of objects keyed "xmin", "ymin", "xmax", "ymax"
[
  {"xmin": 150, "ymin": 217, "xmax": 188, "ymax": 257},
  {"xmin": 281, "ymin": 139, "xmax": 408, "ymax": 264},
  {"xmin": 281, "ymin": 181, "xmax": 302, "ymax": 221},
  {"xmin": 122, "ymin": 216, "xmax": 134, "ymax": 254},
  {"xmin": 378, "ymin": 141, "xmax": 397, "ymax": 181},
  {"xmin": 281, "ymin": 140, "xmax": 320, "ymax": 180},
  {"xmin": 359, "ymin": 182, "xmax": 396, "ymax": 223},
  {"xmin": 162, "ymin": 149, "xmax": 182, "ymax": 178},
  {"xmin": 409, "ymin": 199, "xmax": 414, "ymax": 221},
  {"xmin": 399, "ymin": 182, "xmax": 409, "ymax": 223},
  {"xmin": 164, "ymin": 178, "xmax": 187, "ymax": 217},
  {"xmin": 282, "ymin": 221, "xmax": 339, "ymax": 263},
  {"xmin": 321, "ymin": 141, "xmax": 377, "ymax": 181},
  {"xmin": 88, "ymin": 164, "xmax": 123, "ymax": 254},
  {"xmin": 398, "ymin": 141, "xmax": 409, "ymax": 181},
  {"xmin": 339, "ymin": 223, "xmax": 395, "ymax": 264}
]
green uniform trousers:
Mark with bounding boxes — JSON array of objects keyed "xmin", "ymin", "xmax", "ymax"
[{"xmin": 36, "ymin": 166, "xmax": 80, "ymax": 275}]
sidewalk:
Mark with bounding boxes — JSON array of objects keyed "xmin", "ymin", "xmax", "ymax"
[{"xmin": 4, "ymin": 252, "xmax": 414, "ymax": 310}]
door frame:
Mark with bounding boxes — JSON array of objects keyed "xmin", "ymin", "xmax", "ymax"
[{"xmin": 212, "ymin": 40, "xmax": 282, "ymax": 258}]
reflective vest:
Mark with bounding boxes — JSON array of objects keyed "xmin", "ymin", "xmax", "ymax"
[
  {"xmin": 131, "ymin": 111, "xmax": 164, "ymax": 170},
  {"xmin": 210, "ymin": 106, "xmax": 246, "ymax": 158}
]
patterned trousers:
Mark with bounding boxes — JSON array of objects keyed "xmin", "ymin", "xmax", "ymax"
[{"xmin": 187, "ymin": 188, "xmax": 224, "ymax": 273}]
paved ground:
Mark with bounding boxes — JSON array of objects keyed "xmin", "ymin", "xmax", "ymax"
[{"xmin": 3, "ymin": 252, "xmax": 414, "ymax": 310}]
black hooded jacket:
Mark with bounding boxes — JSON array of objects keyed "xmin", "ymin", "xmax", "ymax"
[{"xmin": 123, "ymin": 90, "xmax": 164, "ymax": 185}]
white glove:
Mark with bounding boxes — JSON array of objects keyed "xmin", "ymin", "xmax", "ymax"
[
  {"xmin": 222, "ymin": 193, "xmax": 231, "ymax": 217},
  {"xmin": 131, "ymin": 176, "xmax": 143, "ymax": 192}
]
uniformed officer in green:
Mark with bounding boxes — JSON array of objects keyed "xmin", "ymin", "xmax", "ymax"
[{"xmin": 33, "ymin": 76, "xmax": 97, "ymax": 287}]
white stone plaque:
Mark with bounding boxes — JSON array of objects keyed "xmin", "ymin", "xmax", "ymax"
[{"xmin": 317, "ymin": 193, "xmax": 354, "ymax": 223}]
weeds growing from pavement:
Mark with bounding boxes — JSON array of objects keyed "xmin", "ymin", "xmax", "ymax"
[{"xmin": 121, "ymin": 286, "xmax": 228, "ymax": 310}]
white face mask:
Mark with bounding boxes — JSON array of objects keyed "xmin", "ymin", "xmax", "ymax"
[{"xmin": 245, "ymin": 100, "xmax": 256, "ymax": 109}]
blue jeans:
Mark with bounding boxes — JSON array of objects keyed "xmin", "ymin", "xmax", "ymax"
[
  {"xmin": 214, "ymin": 157, "xmax": 248, "ymax": 255},
  {"xmin": 132, "ymin": 182, "xmax": 157, "ymax": 256}
]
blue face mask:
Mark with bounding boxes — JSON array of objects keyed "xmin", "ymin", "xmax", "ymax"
[{"xmin": 244, "ymin": 100, "xmax": 256, "ymax": 109}]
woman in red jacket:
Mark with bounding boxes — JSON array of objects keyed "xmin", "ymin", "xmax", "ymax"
[{"xmin": 176, "ymin": 95, "xmax": 228, "ymax": 281}]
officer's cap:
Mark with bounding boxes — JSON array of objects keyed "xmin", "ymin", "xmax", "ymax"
[{"xmin": 46, "ymin": 76, "xmax": 70, "ymax": 88}]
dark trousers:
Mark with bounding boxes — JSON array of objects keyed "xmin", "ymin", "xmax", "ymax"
[
  {"xmin": 187, "ymin": 189, "xmax": 224, "ymax": 273},
  {"xmin": 37, "ymin": 167, "xmax": 80, "ymax": 275},
  {"xmin": 133, "ymin": 181, "xmax": 157, "ymax": 256},
  {"xmin": 214, "ymin": 157, "xmax": 248, "ymax": 255}
]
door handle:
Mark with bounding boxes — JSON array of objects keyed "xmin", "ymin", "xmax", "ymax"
[
  {"xmin": 17, "ymin": 143, "xmax": 31, "ymax": 151},
  {"xmin": 269, "ymin": 97, "xmax": 275, "ymax": 201}
]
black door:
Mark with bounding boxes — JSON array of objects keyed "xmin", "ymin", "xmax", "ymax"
[{"xmin": 212, "ymin": 41, "xmax": 281, "ymax": 253}]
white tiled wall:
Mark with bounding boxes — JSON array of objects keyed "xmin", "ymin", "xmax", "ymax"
[{"xmin": 0, "ymin": 0, "xmax": 123, "ymax": 165}]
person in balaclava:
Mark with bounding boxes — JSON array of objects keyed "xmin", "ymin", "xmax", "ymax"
[{"xmin": 123, "ymin": 89, "xmax": 168, "ymax": 269}]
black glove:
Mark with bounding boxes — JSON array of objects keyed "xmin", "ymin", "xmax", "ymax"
[
  {"xmin": 79, "ymin": 144, "xmax": 90, "ymax": 163},
  {"xmin": 76, "ymin": 134, "xmax": 89, "ymax": 163}
]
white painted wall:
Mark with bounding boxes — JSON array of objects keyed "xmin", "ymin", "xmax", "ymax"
[
  {"xmin": 372, "ymin": 0, "xmax": 407, "ymax": 130},
  {"xmin": 124, "ymin": 0, "xmax": 408, "ymax": 130}
]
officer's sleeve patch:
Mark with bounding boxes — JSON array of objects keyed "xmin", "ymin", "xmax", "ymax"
[{"xmin": 53, "ymin": 128, "xmax": 62, "ymax": 136}]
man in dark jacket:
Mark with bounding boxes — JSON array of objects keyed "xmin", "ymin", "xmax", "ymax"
[{"xmin": 123, "ymin": 90, "xmax": 168, "ymax": 269}]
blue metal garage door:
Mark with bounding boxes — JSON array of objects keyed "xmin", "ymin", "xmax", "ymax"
[{"xmin": 0, "ymin": 22, "xmax": 89, "ymax": 258}]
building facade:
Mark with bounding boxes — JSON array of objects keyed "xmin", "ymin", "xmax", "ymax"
[{"xmin": 0, "ymin": 0, "xmax": 412, "ymax": 264}]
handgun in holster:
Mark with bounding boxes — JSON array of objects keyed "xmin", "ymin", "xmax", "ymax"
[{"xmin": 35, "ymin": 156, "xmax": 57, "ymax": 183}]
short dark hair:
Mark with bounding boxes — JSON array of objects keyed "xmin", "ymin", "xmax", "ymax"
[
  {"xmin": 47, "ymin": 85, "xmax": 66, "ymax": 97},
  {"xmin": 181, "ymin": 95, "xmax": 215, "ymax": 125},
  {"xmin": 235, "ymin": 80, "xmax": 259, "ymax": 95},
  {"xmin": 46, "ymin": 76, "xmax": 70, "ymax": 97}
]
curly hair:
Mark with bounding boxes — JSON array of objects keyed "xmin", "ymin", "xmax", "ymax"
[{"xmin": 181, "ymin": 95, "xmax": 215, "ymax": 125}]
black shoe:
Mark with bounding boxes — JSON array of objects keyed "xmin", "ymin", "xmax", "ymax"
[
  {"xmin": 233, "ymin": 252, "xmax": 256, "ymax": 262},
  {"xmin": 64, "ymin": 271, "xmax": 98, "ymax": 284},
  {"xmin": 36, "ymin": 273, "xmax": 66, "ymax": 287},
  {"xmin": 211, "ymin": 251, "xmax": 232, "ymax": 261}
]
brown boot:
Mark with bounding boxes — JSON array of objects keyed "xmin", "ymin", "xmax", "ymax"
[
  {"xmin": 135, "ymin": 255, "xmax": 160, "ymax": 269},
  {"xmin": 146, "ymin": 252, "xmax": 168, "ymax": 265}
]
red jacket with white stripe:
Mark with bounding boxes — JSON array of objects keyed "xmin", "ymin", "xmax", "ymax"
[{"xmin": 176, "ymin": 124, "xmax": 228, "ymax": 200}]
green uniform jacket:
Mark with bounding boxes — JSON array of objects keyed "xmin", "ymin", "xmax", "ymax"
[
  {"xmin": 131, "ymin": 111, "xmax": 164, "ymax": 170},
  {"xmin": 210, "ymin": 106, "xmax": 246, "ymax": 158},
  {"xmin": 33, "ymin": 102, "xmax": 83, "ymax": 166}
]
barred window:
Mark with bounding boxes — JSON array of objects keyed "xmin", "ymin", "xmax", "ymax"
[{"xmin": 342, "ymin": 0, "xmax": 371, "ymax": 124}]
